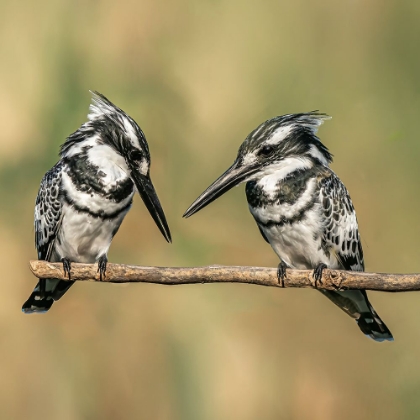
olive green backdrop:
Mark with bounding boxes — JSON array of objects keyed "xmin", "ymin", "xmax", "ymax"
[{"xmin": 1, "ymin": 0, "xmax": 420, "ymax": 419}]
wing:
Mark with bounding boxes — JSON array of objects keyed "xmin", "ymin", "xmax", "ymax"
[
  {"xmin": 35, "ymin": 162, "xmax": 64, "ymax": 261},
  {"xmin": 319, "ymin": 171, "xmax": 364, "ymax": 271},
  {"xmin": 316, "ymin": 172, "xmax": 392, "ymax": 341}
]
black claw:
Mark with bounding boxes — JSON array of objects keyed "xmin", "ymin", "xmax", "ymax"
[
  {"xmin": 97, "ymin": 255, "xmax": 108, "ymax": 281},
  {"xmin": 61, "ymin": 258, "xmax": 72, "ymax": 281},
  {"xmin": 277, "ymin": 261, "xmax": 288, "ymax": 287},
  {"xmin": 313, "ymin": 263, "xmax": 327, "ymax": 287}
]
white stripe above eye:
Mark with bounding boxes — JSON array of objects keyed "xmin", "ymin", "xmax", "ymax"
[
  {"xmin": 265, "ymin": 125, "xmax": 295, "ymax": 145},
  {"xmin": 122, "ymin": 116, "xmax": 140, "ymax": 149}
]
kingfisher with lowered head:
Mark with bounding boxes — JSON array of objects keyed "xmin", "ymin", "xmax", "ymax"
[
  {"xmin": 23, "ymin": 91, "xmax": 171, "ymax": 313},
  {"xmin": 184, "ymin": 112, "xmax": 393, "ymax": 341}
]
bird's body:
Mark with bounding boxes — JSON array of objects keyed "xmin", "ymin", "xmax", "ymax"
[
  {"xmin": 56, "ymin": 142, "xmax": 135, "ymax": 263},
  {"xmin": 246, "ymin": 165, "xmax": 360, "ymax": 271},
  {"xmin": 184, "ymin": 112, "xmax": 393, "ymax": 341},
  {"xmin": 23, "ymin": 92, "xmax": 171, "ymax": 313}
]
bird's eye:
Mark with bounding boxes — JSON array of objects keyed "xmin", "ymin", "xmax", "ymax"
[
  {"xmin": 130, "ymin": 150, "xmax": 142, "ymax": 162},
  {"xmin": 259, "ymin": 145, "xmax": 274, "ymax": 156}
]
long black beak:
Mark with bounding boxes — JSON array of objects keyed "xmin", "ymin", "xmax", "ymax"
[
  {"xmin": 183, "ymin": 159, "xmax": 258, "ymax": 218},
  {"xmin": 130, "ymin": 170, "xmax": 171, "ymax": 242}
]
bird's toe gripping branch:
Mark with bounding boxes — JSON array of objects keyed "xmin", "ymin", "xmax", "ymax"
[
  {"xmin": 97, "ymin": 255, "xmax": 108, "ymax": 281},
  {"xmin": 277, "ymin": 261, "xmax": 288, "ymax": 287},
  {"xmin": 312, "ymin": 263, "xmax": 327, "ymax": 288},
  {"xmin": 61, "ymin": 258, "xmax": 72, "ymax": 281}
]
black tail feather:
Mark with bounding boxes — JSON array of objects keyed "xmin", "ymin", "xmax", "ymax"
[
  {"xmin": 22, "ymin": 279, "xmax": 74, "ymax": 314},
  {"xmin": 357, "ymin": 311, "xmax": 393, "ymax": 342},
  {"xmin": 22, "ymin": 289, "xmax": 54, "ymax": 314},
  {"xmin": 52, "ymin": 280, "xmax": 75, "ymax": 301},
  {"xmin": 320, "ymin": 289, "xmax": 393, "ymax": 342}
]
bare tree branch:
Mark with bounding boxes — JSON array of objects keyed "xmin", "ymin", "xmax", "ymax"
[{"xmin": 29, "ymin": 260, "xmax": 420, "ymax": 292}]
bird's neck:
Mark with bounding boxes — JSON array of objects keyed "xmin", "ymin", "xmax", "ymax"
[
  {"xmin": 255, "ymin": 156, "xmax": 314, "ymax": 197},
  {"xmin": 62, "ymin": 141, "xmax": 133, "ymax": 202},
  {"xmin": 246, "ymin": 156, "xmax": 326, "ymax": 209}
]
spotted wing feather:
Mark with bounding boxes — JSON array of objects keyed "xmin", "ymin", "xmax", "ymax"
[
  {"xmin": 318, "ymin": 172, "xmax": 392, "ymax": 341},
  {"xmin": 35, "ymin": 162, "xmax": 64, "ymax": 260},
  {"xmin": 319, "ymin": 172, "xmax": 364, "ymax": 271}
]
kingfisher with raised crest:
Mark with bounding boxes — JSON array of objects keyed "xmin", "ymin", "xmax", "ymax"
[
  {"xmin": 23, "ymin": 91, "xmax": 171, "ymax": 313},
  {"xmin": 184, "ymin": 112, "xmax": 393, "ymax": 341}
]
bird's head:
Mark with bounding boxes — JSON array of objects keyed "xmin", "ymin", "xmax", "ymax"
[
  {"xmin": 62, "ymin": 91, "xmax": 171, "ymax": 242},
  {"xmin": 183, "ymin": 112, "xmax": 332, "ymax": 217}
]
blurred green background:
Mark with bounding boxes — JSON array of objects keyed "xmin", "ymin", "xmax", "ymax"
[{"xmin": 1, "ymin": 0, "xmax": 420, "ymax": 418}]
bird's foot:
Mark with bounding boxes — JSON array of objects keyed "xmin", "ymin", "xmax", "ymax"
[
  {"xmin": 61, "ymin": 258, "xmax": 72, "ymax": 281},
  {"xmin": 312, "ymin": 263, "xmax": 327, "ymax": 288},
  {"xmin": 277, "ymin": 261, "xmax": 288, "ymax": 287},
  {"xmin": 97, "ymin": 255, "xmax": 108, "ymax": 281}
]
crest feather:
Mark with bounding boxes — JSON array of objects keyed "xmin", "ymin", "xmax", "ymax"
[
  {"xmin": 88, "ymin": 91, "xmax": 120, "ymax": 121},
  {"xmin": 287, "ymin": 111, "xmax": 331, "ymax": 134}
]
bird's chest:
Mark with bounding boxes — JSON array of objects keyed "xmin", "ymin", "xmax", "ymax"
[
  {"xmin": 55, "ymin": 149, "xmax": 134, "ymax": 262},
  {"xmin": 246, "ymin": 175, "xmax": 320, "ymax": 223},
  {"xmin": 258, "ymin": 206, "xmax": 325, "ymax": 269},
  {"xmin": 246, "ymin": 175, "xmax": 327, "ymax": 269},
  {"xmin": 54, "ymin": 202, "xmax": 129, "ymax": 263}
]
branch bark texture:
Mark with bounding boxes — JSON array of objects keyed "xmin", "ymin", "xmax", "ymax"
[{"xmin": 29, "ymin": 260, "xmax": 420, "ymax": 292}]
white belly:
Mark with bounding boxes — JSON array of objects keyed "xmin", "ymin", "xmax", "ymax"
[
  {"xmin": 260, "ymin": 206, "xmax": 340, "ymax": 270},
  {"xmin": 53, "ymin": 203, "xmax": 129, "ymax": 263}
]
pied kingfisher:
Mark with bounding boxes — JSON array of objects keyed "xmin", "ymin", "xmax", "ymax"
[
  {"xmin": 184, "ymin": 112, "xmax": 393, "ymax": 342},
  {"xmin": 23, "ymin": 91, "xmax": 171, "ymax": 314}
]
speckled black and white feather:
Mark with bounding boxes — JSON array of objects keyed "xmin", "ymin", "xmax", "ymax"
[
  {"xmin": 319, "ymin": 173, "xmax": 363, "ymax": 271},
  {"xmin": 35, "ymin": 162, "xmax": 64, "ymax": 262}
]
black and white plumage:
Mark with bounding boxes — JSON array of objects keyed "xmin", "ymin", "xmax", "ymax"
[
  {"xmin": 184, "ymin": 112, "xmax": 393, "ymax": 341},
  {"xmin": 23, "ymin": 91, "xmax": 171, "ymax": 313}
]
